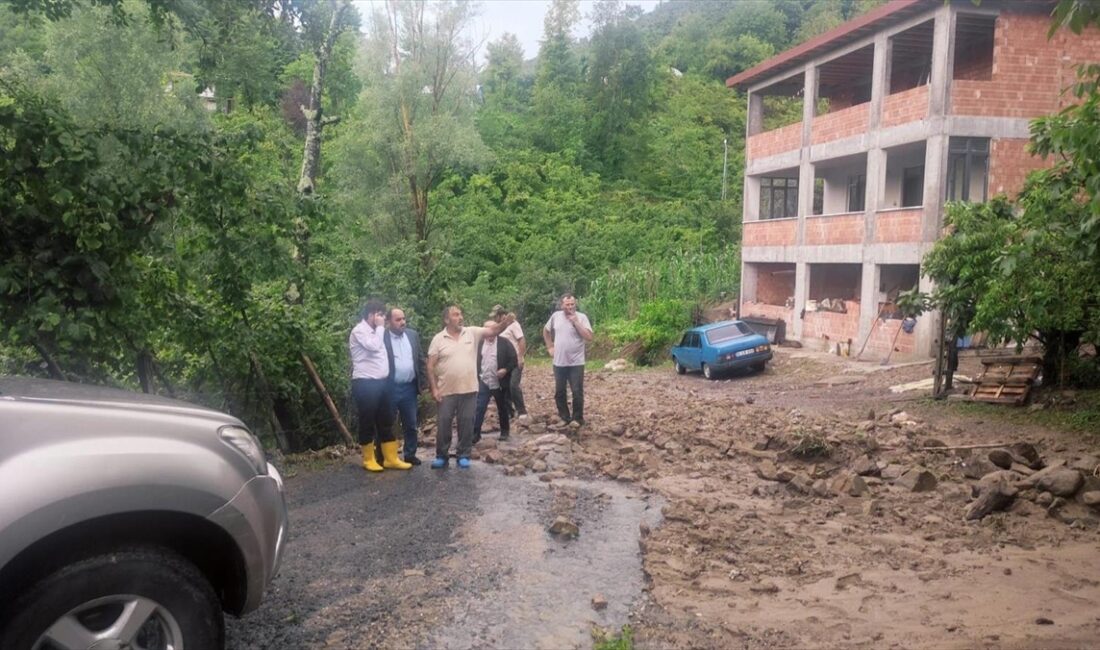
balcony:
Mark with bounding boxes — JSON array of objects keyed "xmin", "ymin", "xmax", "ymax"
[
  {"xmin": 811, "ymin": 103, "xmax": 869, "ymax": 146},
  {"xmin": 747, "ymin": 122, "xmax": 802, "ymax": 160},
  {"xmin": 805, "ymin": 213, "xmax": 864, "ymax": 246},
  {"xmin": 881, "ymin": 85, "xmax": 928, "ymax": 128},
  {"xmin": 873, "ymin": 208, "xmax": 922, "ymax": 243}
]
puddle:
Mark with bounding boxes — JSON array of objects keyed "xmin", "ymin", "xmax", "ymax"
[{"xmin": 429, "ymin": 468, "xmax": 663, "ymax": 650}]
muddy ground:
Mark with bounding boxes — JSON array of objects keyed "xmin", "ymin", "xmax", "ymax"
[{"xmin": 229, "ymin": 349, "xmax": 1100, "ymax": 649}]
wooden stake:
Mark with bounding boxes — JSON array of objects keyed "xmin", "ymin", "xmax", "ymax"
[{"xmin": 301, "ymin": 353, "xmax": 355, "ymax": 447}]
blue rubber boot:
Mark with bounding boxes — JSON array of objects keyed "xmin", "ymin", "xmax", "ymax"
[{"xmin": 430, "ymin": 457, "xmax": 448, "ymax": 469}]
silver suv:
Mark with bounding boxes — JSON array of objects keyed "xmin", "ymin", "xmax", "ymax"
[{"xmin": 0, "ymin": 377, "xmax": 288, "ymax": 650}]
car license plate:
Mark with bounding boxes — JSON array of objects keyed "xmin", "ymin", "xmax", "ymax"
[{"xmin": 735, "ymin": 349, "xmax": 752, "ymax": 357}]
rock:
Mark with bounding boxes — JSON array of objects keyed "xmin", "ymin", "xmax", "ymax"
[
  {"xmin": 756, "ymin": 460, "xmax": 779, "ymax": 481},
  {"xmin": 988, "ymin": 449, "xmax": 1014, "ymax": 469},
  {"xmin": 1035, "ymin": 617, "xmax": 1055, "ymax": 626},
  {"xmin": 532, "ymin": 460, "xmax": 548, "ymax": 473},
  {"xmin": 548, "ymin": 516, "xmax": 580, "ymax": 539},
  {"xmin": 1017, "ymin": 459, "xmax": 1067, "ymax": 488},
  {"xmin": 483, "ymin": 450, "xmax": 504, "ymax": 464},
  {"xmin": 403, "ymin": 569, "xmax": 426, "ymax": 577},
  {"xmin": 835, "ymin": 572, "xmax": 863, "ymax": 590},
  {"xmin": 607, "ymin": 423, "xmax": 627, "ymax": 437},
  {"xmin": 852, "ymin": 455, "xmax": 879, "ymax": 477},
  {"xmin": 857, "ymin": 420, "xmax": 876, "ymax": 433},
  {"xmin": 788, "ymin": 473, "xmax": 813, "ymax": 495},
  {"xmin": 1009, "ymin": 462, "xmax": 1035, "ymax": 476},
  {"xmin": 775, "ymin": 468, "xmax": 796, "ymax": 483},
  {"xmin": 591, "ymin": 594, "xmax": 608, "ymax": 611},
  {"xmin": 961, "ymin": 455, "xmax": 999, "ymax": 480},
  {"xmin": 749, "ymin": 581, "xmax": 780, "ymax": 594},
  {"xmin": 966, "ymin": 471, "xmax": 1019, "ymax": 520},
  {"xmin": 812, "ymin": 479, "xmax": 833, "ymax": 498},
  {"xmin": 1036, "ymin": 468, "xmax": 1083, "ymax": 497},
  {"xmin": 831, "ymin": 472, "xmax": 869, "ymax": 497},
  {"xmin": 922, "ymin": 438, "xmax": 946, "ymax": 448},
  {"xmin": 891, "ymin": 411, "xmax": 917, "ymax": 425},
  {"xmin": 896, "ymin": 468, "xmax": 937, "ymax": 493},
  {"xmin": 1035, "ymin": 491, "xmax": 1054, "ymax": 507},
  {"xmin": 881, "ymin": 464, "xmax": 906, "ymax": 481},
  {"xmin": 604, "ymin": 359, "xmax": 628, "ymax": 371},
  {"xmin": 1081, "ymin": 491, "xmax": 1100, "ymax": 507},
  {"xmin": 1071, "ymin": 455, "xmax": 1100, "ymax": 473},
  {"xmin": 862, "ymin": 499, "xmax": 884, "ymax": 517},
  {"xmin": 1010, "ymin": 442, "xmax": 1042, "ymax": 469}
]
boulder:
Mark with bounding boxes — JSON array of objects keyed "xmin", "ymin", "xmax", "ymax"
[
  {"xmin": 881, "ymin": 464, "xmax": 906, "ymax": 481},
  {"xmin": 1071, "ymin": 455, "xmax": 1100, "ymax": 474},
  {"xmin": 1081, "ymin": 491, "xmax": 1100, "ymax": 507},
  {"xmin": 851, "ymin": 455, "xmax": 879, "ymax": 477},
  {"xmin": 896, "ymin": 468, "xmax": 937, "ymax": 493},
  {"xmin": 548, "ymin": 516, "xmax": 580, "ymax": 539},
  {"xmin": 966, "ymin": 471, "xmax": 1019, "ymax": 520},
  {"xmin": 1036, "ymin": 468, "xmax": 1083, "ymax": 498},
  {"xmin": 962, "ymin": 455, "xmax": 1000, "ymax": 480},
  {"xmin": 831, "ymin": 472, "xmax": 869, "ymax": 497},
  {"xmin": 756, "ymin": 460, "xmax": 779, "ymax": 481},
  {"xmin": 988, "ymin": 449, "xmax": 1014, "ymax": 470},
  {"xmin": 1010, "ymin": 442, "xmax": 1043, "ymax": 470}
]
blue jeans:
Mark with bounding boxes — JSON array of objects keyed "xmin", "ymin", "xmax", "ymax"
[
  {"xmin": 392, "ymin": 381, "xmax": 419, "ymax": 458},
  {"xmin": 474, "ymin": 382, "xmax": 510, "ymax": 438}
]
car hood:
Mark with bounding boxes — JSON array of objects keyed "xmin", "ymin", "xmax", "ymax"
[{"xmin": 0, "ymin": 376, "xmax": 238, "ymax": 423}]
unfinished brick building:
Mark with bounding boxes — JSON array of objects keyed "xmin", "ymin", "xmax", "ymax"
[{"xmin": 728, "ymin": 0, "xmax": 1099, "ymax": 359}]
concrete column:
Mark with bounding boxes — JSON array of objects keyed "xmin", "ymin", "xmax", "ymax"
[
  {"xmin": 740, "ymin": 262, "xmax": 758, "ymax": 306},
  {"xmin": 797, "ymin": 66, "xmax": 817, "ymax": 246},
  {"xmin": 857, "ymin": 262, "xmax": 880, "ymax": 350},
  {"xmin": 914, "ymin": 271, "xmax": 938, "ymax": 356},
  {"xmin": 793, "ymin": 261, "xmax": 808, "ymax": 339},
  {"xmin": 864, "ymin": 147, "xmax": 887, "ymax": 242},
  {"xmin": 923, "ymin": 133, "xmax": 950, "ymax": 241},
  {"xmin": 748, "ymin": 92, "xmax": 764, "ymax": 137},
  {"xmin": 743, "ymin": 175, "xmax": 760, "ymax": 222},
  {"xmin": 868, "ymin": 34, "xmax": 890, "ymax": 131},
  {"xmin": 928, "ymin": 5, "xmax": 956, "ymax": 119}
]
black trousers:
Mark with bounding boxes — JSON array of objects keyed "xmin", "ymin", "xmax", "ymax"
[
  {"xmin": 351, "ymin": 378, "xmax": 395, "ymax": 445},
  {"xmin": 553, "ymin": 364, "xmax": 585, "ymax": 423}
]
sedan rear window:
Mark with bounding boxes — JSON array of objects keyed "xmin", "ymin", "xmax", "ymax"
[{"xmin": 705, "ymin": 322, "xmax": 751, "ymax": 345}]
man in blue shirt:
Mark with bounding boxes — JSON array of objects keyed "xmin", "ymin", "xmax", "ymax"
[{"xmin": 384, "ymin": 307, "xmax": 428, "ymax": 465}]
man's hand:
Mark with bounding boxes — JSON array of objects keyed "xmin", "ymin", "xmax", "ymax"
[
  {"xmin": 496, "ymin": 368, "xmax": 507, "ymax": 379},
  {"xmin": 431, "ymin": 388, "xmax": 442, "ymax": 403},
  {"xmin": 547, "ymin": 345, "xmax": 554, "ymax": 358}
]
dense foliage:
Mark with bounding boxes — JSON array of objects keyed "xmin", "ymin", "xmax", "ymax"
[{"xmin": 27, "ymin": 0, "xmax": 1086, "ymax": 448}]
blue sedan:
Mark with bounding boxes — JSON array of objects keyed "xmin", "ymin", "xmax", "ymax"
[{"xmin": 671, "ymin": 320, "xmax": 773, "ymax": 379}]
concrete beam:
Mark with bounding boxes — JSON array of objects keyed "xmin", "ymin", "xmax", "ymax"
[{"xmin": 793, "ymin": 262, "xmax": 808, "ymax": 339}]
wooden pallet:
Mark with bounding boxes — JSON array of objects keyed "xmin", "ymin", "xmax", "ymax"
[{"xmin": 967, "ymin": 355, "xmax": 1042, "ymax": 405}]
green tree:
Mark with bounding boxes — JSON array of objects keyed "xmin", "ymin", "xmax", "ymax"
[{"xmin": 530, "ymin": 0, "xmax": 585, "ymax": 156}]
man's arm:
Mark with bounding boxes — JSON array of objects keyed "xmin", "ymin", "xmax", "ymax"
[
  {"xmin": 351, "ymin": 323, "xmax": 384, "ymax": 351},
  {"xmin": 413, "ymin": 331, "xmax": 428, "ymax": 392},
  {"xmin": 543, "ymin": 322, "xmax": 555, "ymax": 358},
  {"xmin": 516, "ymin": 335, "xmax": 527, "ymax": 367},
  {"xmin": 426, "ymin": 354, "xmax": 441, "ymax": 402}
]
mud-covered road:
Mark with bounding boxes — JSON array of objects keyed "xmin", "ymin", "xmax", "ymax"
[{"xmin": 229, "ymin": 349, "xmax": 1100, "ymax": 649}]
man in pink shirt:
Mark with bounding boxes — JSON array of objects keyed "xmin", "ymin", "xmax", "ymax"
[{"xmin": 349, "ymin": 300, "xmax": 411, "ymax": 472}]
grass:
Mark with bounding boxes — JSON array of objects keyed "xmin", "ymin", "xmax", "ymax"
[
  {"xmin": 593, "ymin": 625, "xmax": 633, "ymax": 650},
  {"xmin": 789, "ymin": 429, "xmax": 831, "ymax": 459},
  {"xmin": 946, "ymin": 388, "xmax": 1100, "ymax": 437}
]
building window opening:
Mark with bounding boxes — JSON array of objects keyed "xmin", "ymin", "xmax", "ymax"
[
  {"xmin": 954, "ymin": 14, "xmax": 995, "ymax": 81},
  {"xmin": 902, "ymin": 166, "xmax": 924, "ymax": 207},
  {"xmin": 878, "ymin": 265, "xmax": 920, "ymax": 319},
  {"xmin": 807, "ymin": 263, "xmax": 862, "ymax": 315},
  {"xmin": 812, "ymin": 153, "xmax": 868, "ymax": 215},
  {"xmin": 747, "ymin": 263, "xmax": 796, "ymax": 308},
  {"xmin": 882, "ymin": 142, "xmax": 927, "ymax": 209},
  {"xmin": 760, "ymin": 177, "xmax": 799, "ymax": 220},
  {"xmin": 817, "ymin": 45, "xmax": 874, "ymax": 114},
  {"xmin": 749, "ymin": 75, "xmax": 805, "ymax": 136},
  {"xmin": 947, "ymin": 137, "xmax": 989, "ymax": 202},
  {"xmin": 889, "ymin": 20, "xmax": 934, "ymax": 94}
]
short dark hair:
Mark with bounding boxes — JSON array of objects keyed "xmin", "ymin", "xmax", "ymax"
[
  {"xmin": 559, "ymin": 292, "xmax": 576, "ymax": 302},
  {"xmin": 386, "ymin": 307, "xmax": 403, "ymax": 321},
  {"xmin": 442, "ymin": 304, "xmax": 462, "ymax": 322},
  {"xmin": 361, "ymin": 300, "xmax": 386, "ymax": 320}
]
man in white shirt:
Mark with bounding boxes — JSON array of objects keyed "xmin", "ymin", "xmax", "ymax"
[
  {"xmin": 349, "ymin": 300, "xmax": 411, "ymax": 472},
  {"xmin": 474, "ymin": 320, "xmax": 518, "ymax": 443},
  {"xmin": 543, "ymin": 293, "xmax": 593, "ymax": 427}
]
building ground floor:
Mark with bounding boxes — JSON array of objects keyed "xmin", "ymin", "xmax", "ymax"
[{"xmin": 739, "ymin": 252, "xmax": 937, "ymax": 361}]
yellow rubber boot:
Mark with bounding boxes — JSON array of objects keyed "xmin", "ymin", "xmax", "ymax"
[
  {"xmin": 362, "ymin": 444, "xmax": 383, "ymax": 472},
  {"xmin": 381, "ymin": 440, "xmax": 412, "ymax": 470}
]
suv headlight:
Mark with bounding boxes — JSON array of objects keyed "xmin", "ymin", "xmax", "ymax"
[{"xmin": 219, "ymin": 425, "xmax": 268, "ymax": 475}]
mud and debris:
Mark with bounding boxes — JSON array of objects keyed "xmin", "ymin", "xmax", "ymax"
[{"xmin": 233, "ymin": 349, "xmax": 1100, "ymax": 649}]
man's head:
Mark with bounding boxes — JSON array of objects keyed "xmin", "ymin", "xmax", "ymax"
[
  {"xmin": 362, "ymin": 300, "xmax": 386, "ymax": 326},
  {"xmin": 482, "ymin": 320, "xmax": 497, "ymax": 341},
  {"xmin": 489, "ymin": 304, "xmax": 506, "ymax": 322},
  {"xmin": 387, "ymin": 308, "xmax": 407, "ymax": 335},
  {"xmin": 442, "ymin": 305, "xmax": 464, "ymax": 331},
  {"xmin": 560, "ymin": 293, "xmax": 577, "ymax": 315}
]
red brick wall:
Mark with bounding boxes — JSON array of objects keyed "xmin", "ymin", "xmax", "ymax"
[
  {"xmin": 881, "ymin": 85, "xmax": 929, "ymax": 127},
  {"xmin": 747, "ymin": 122, "xmax": 802, "ymax": 159},
  {"xmin": 811, "ymin": 103, "xmax": 870, "ymax": 145},
  {"xmin": 874, "ymin": 208, "xmax": 922, "ymax": 243},
  {"xmin": 988, "ymin": 138, "xmax": 1052, "ymax": 199},
  {"xmin": 743, "ymin": 219, "xmax": 797, "ymax": 247},
  {"xmin": 755, "ymin": 268, "xmax": 795, "ymax": 305},
  {"xmin": 951, "ymin": 13, "xmax": 1099, "ymax": 118},
  {"xmin": 863, "ymin": 315, "xmax": 917, "ymax": 359},
  {"xmin": 802, "ymin": 300, "xmax": 862, "ymax": 348},
  {"xmin": 805, "ymin": 214, "xmax": 864, "ymax": 245}
]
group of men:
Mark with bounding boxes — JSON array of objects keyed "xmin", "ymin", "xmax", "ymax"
[{"xmin": 347, "ymin": 293, "xmax": 593, "ymax": 471}]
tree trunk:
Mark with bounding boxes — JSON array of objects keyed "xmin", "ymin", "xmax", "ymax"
[
  {"xmin": 250, "ymin": 352, "xmax": 291, "ymax": 452},
  {"xmin": 33, "ymin": 341, "xmax": 66, "ymax": 381},
  {"xmin": 296, "ymin": 1, "xmax": 350, "ymax": 195},
  {"xmin": 136, "ymin": 350, "xmax": 154, "ymax": 394}
]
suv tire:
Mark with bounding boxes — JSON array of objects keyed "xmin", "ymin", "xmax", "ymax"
[{"xmin": 0, "ymin": 547, "xmax": 223, "ymax": 650}]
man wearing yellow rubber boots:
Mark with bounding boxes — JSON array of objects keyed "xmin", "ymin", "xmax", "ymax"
[{"xmin": 349, "ymin": 300, "xmax": 411, "ymax": 472}]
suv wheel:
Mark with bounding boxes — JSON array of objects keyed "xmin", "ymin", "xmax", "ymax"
[{"xmin": 1, "ymin": 547, "xmax": 222, "ymax": 650}]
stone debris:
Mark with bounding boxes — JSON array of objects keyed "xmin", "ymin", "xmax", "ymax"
[
  {"xmin": 591, "ymin": 594, "xmax": 608, "ymax": 611},
  {"xmin": 548, "ymin": 516, "xmax": 580, "ymax": 539},
  {"xmin": 966, "ymin": 471, "xmax": 1019, "ymax": 520},
  {"xmin": 895, "ymin": 468, "xmax": 938, "ymax": 493},
  {"xmin": 1035, "ymin": 468, "xmax": 1084, "ymax": 498}
]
